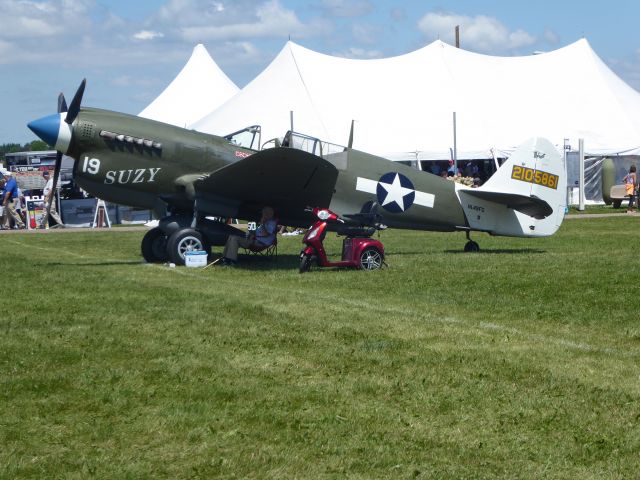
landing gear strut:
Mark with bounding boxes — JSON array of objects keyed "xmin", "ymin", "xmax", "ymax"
[{"xmin": 464, "ymin": 231, "xmax": 480, "ymax": 252}]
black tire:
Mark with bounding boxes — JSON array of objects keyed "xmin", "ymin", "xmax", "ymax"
[
  {"xmin": 359, "ymin": 247, "xmax": 383, "ymax": 270},
  {"xmin": 464, "ymin": 240, "xmax": 480, "ymax": 252},
  {"xmin": 612, "ymin": 200, "xmax": 622, "ymax": 209},
  {"xmin": 299, "ymin": 253, "xmax": 313, "ymax": 273},
  {"xmin": 167, "ymin": 228, "xmax": 209, "ymax": 265},
  {"xmin": 141, "ymin": 227, "xmax": 168, "ymax": 263}
]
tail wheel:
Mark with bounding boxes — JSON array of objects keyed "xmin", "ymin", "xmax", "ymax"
[
  {"xmin": 167, "ymin": 228, "xmax": 209, "ymax": 265},
  {"xmin": 299, "ymin": 253, "xmax": 313, "ymax": 273},
  {"xmin": 141, "ymin": 227, "xmax": 168, "ymax": 263},
  {"xmin": 464, "ymin": 240, "xmax": 480, "ymax": 252},
  {"xmin": 359, "ymin": 247, "xmax": 383, "ymax": 270}
]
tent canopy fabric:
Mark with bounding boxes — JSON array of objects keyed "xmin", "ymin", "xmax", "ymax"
[
  {"xmin": 191, "ymin": 39, "xmax": 640, "ymax": 160},
  {"xmin": 139, "ymin": 44, "xmax": 239, "ymax": 128}
]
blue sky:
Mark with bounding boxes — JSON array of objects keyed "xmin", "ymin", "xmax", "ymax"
[{"xmin": 1, "ymin": 0, "xmax": 638, "ymax": 144}]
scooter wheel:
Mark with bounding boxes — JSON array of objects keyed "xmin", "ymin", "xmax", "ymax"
[
  {"xmin": 299, "ymin": 253, "xmax": 313, "ymax": 273},
  {"xmin": 359, "ymin": 247, "xmax": 383, "ymax": 270}
]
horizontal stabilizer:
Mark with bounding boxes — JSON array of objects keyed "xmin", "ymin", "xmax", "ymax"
[{"xmin": 464, "ymin": 190, "xmax": 552, "ymax": 219}]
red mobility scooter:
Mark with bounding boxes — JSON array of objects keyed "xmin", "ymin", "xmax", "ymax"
[{"xmin": 299, "ymin": 206, "xmax": 385, "ymax": 273}]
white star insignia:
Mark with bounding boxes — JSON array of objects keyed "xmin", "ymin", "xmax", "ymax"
[{"xmin": 379, "ymin": 173, "xmax": 414, "ymax": 211}]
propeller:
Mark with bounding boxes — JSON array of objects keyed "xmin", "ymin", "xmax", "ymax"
[{"xmin": 45, "ymin": 79, "xmax": 85, "ymax": 226}]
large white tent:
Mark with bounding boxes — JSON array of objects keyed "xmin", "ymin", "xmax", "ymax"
[
  {"xmin": 139, "ymin": 44, "xmax": 239, "ymax": 128},
  {"xmin": 191, "ymin": 39, "xmax": 640, "ymax": 161}
]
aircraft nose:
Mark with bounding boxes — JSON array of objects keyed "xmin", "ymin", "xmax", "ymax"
[
  {"xmin": 28, "ymin": 113, "xmax": 60, "ymax": 146},
  {"xmin": 27, "ymin": 113, "xmax": 72, "ymax": 153}
]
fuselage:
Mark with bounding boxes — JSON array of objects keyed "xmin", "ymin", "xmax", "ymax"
[{"xmin": 29, "ymin": 106, "xmax": 470, "ymax": 231}]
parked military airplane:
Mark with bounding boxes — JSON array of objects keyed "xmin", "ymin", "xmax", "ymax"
[{"xmin": 28, "ymin": 80, "xmax": 566, "ymax": 265}]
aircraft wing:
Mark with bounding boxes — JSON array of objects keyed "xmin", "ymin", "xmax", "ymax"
[
  {"xmin": 193, "ymin": 147, "xmax": 339, "ymax": 222},
  {"xmin": 463, "ymin": 190, "xmax": 553, "ymax": 219}
]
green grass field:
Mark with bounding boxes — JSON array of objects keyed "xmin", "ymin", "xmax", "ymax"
[{"xmin": 1, "ymin": 217, "xmax": 639, "ymax": 479}]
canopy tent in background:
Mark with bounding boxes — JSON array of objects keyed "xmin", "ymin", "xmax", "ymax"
[
  {"xmin": 139, "ymin": 44, "xmax": 239, "ymax": 128},
  {"xmin": 191, "ymin": 39, "xmax": 640, "ymax": 162}
]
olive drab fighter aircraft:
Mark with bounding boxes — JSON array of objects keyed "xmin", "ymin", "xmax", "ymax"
[{"xmin": 28, "ymin": 80, "xmax": 567, "ymax": 265}]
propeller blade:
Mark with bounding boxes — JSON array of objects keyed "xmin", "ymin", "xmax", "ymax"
[
  {"xmin": 58, "ymin": 92, "xmax": 67, "ymax": 113},
  {"xmin": 45, "ymin": 151, "xmax": 63, "ymax": 225},
  {"xmin": 65, "ymin": 78, "xmax": 86, "ymax": 124}
]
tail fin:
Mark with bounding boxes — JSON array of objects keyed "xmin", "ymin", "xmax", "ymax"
[{"xmin": 458, "ymin": 137, "xmax": 566, "ymax": 237}]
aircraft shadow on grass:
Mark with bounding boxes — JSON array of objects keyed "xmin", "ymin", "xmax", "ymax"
[
  {"xmin": 45, "ymin": 260, "xmax": 145, "ymax": 267},
  {"xmin": 212, "ymin": 254, "xmax": 300, "ymax": 271},
  {"xmin": 443, "ymin": 248, "xmax": 546, "ymax": 255}
]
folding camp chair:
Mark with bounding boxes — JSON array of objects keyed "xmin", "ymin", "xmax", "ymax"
[{"xmin": 244, "ymin": 236, "xmax": 278, "ymax": 257}]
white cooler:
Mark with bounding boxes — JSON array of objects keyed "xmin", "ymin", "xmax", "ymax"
[{"xmin": 185, "ymin": 250, "xmax": 208, "ymax": 267}]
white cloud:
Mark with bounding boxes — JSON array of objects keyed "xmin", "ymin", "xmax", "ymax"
[
  {"xmin": 417, "ymin": 12, "xmax": 536, "ymax": 53},
  {"xmin": 351, "ymin": 24, "xmax": 381, "ymax": 45},
  {"xmin": 213, "ymin": 41, "xmax": 262, "ymax": 67},
  {"xmin": 111, "ymin": 75, "xmax": 156, "ymax": 87},
  {"xmin": 543, "ymin": 28, "xmax": 560, "ymax": 45},
  {"xmin": 332, "ymin": 47, "xmax": 383, "ymax": 59},
  {"xmin": 179, "ymin": 0, "xmax": 329, "ymax": 41},
  {"xmin": 133, "ymin": 30, "xmax": 165, "ymax": 41},
  {"xmin": 0, "ymin": 39, "xmax": 12, "ymax": 58},
  {"xmin": 0, "ymin": 1, "xmax": 65, "ymax": 38},
  {"xmin": 320, "ymin": 0, "xmax": 373, "ymax": 18},
  {"xmin": 608, "ymin": 53, "xmax": 640, "ymax": 93},
  {"xmin": 390, "ymin": 8, "xmax": 406, "ymax": 22}
]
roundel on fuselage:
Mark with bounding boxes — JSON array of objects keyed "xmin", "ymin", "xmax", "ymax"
[{"xmin": 376, "ymin": 172, "xmax": 415, "ymax": 213}]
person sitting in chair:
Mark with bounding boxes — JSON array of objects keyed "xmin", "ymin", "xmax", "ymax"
[{"xmin": 220, "ymin": 206, "xmax": 277, "ymax": 266}]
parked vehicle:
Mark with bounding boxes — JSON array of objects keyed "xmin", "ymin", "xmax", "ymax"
[{"xmin": 299, "ymin": 207, "xmax": 385, "ymax": 273}]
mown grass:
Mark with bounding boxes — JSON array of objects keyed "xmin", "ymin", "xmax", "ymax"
[
  {"xmin": 1, "ymin": 217, "xmax": 639, "ymax": 479},
  {"xmin": 568, "ymin": 204, "xmax": 632, "ymax": 215}
]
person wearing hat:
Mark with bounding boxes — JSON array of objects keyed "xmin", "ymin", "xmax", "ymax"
[
  {"xmin": 39, "ymin": 170, "xmax": 64, "ymax": 229},
  {"xmin": 1, "ymin": 170, "xmax": 26, "ymax": 229}
]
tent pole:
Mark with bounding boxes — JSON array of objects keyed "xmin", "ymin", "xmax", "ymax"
[
  {"xmin": 290, "ymin": 111, "xmax": 294, "ymax": 133},
  {"xmin": 453, "ymin": 112, "xmax": 458, "ymax": 174},
  {"xmin": 564, "ymin": 138, "xmax": 570, "ymax": 212},
  {"xmin": 578, "ymin": 138, "xmax": 585, "ymax": 211}
]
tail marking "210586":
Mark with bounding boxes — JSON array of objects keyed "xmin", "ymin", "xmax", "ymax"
[{"xmin": 511, "ymin": 165, "xmax": 559, "ymax": 189}]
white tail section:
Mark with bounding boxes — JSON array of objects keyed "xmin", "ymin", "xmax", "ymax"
[{"xmin": 457, "ymin": 137, "xmax": 566, "ymax": 237}]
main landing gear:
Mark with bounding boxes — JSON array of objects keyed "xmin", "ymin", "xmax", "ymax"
[
  {"xmin": 140, "ymin": 214, "xmax": 242, "ymax": 265},
  {"xmin": 141, "ymin": 227, "xmax": 169, "ymax": 263},
  {"xmin": 464, "ymin": 231, "xmax": 480, "ymax": 253}
]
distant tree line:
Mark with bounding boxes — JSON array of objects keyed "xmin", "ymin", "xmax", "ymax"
[{"xmin": 1, "ymin": 140, "xmax": 50, "ymax": 157}]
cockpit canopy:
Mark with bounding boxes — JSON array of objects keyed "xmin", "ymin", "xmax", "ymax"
[
  {"xmin": 224, "ymin": 125, "xmax": 345, "ymax": 158},
  {"xmin": 224, "ymin": 125, "xmax": 261, "ymax": 150}
]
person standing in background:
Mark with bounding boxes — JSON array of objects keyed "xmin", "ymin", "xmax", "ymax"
[
  {"xmin": 623, "ymin": 165, "xmax": 637, "ymax": 213},
  {"xmin": 39, "ymin": 170, "xmax": 65, "ymax": 229},
  {"xmin": 1, "ymin": 171, "xmax": 25, "ymax": 229}
]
